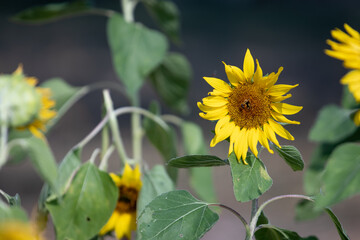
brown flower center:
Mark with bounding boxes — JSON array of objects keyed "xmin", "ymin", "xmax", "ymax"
[
  {"xmin": 227, "ymin": 83, "xmax": 272, "ymax": 129},
  {"xmin": 116, "ymin": 185, "xmax": 139, "ymax": 213}
]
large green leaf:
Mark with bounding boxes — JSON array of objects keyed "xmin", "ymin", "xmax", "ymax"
[
  {"xmin": 150, "ymin": 53, "xmax": 191, "ymax": 113},
  {"xmin": 107, "ymin": 13, "xmax": 168, "ymax": 99},
  {"xmin": 309, "ymin": 105, "xmax": 357, "ymax": 143},
  {"xmin": 12, "ymin": 0, "xmax": 92, "ymax": 23},
  {"xmin": 143, "ymin": 102, "xmax": 178, "ymax": 182},
  {"xmin": 0, "ymin": 201, "xmax": 28, "ymax": 223},
  {"xmin": 228, "ymin": 152, "xmax": 272, "ymax": 202},
  {"xmin": 316, "ymin": 143, "xmax": 360, "ymax": 208},
  {"xmin": 46, "ymin": 163, "xmax": 118, "ymax": 240},
  {"xmin": 137, "ymin": 165, "xmax": 175, "ymax": 219},
  {"xmin": 295, "ymin": 200, "xmax": 322, "ymax": 221},
  {"xmin": 255, "ymin": 211, "xmax": 318, "ymax": 240},
  {"xmin": 144, "ymin": 0, "xmax": 181, "ymax": 43},
  {"xmin": 181, "ymin": 121, "xmax": 217, "ymax": 202},
  {"xmin": 273, "ymin": 145, "xmax": 304, "ymax": 171},
  {"xmin": 168, "ymin": 155, "xmax": 228, "ymax": 167},
  {"xmin": 137, "ymin": 190, "xmax": 219, "ymax": 240}
]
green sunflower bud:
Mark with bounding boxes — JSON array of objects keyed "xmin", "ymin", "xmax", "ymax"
[{"xmin": 0, "ymin": 72, "xmax": 41, "ymax": 127}]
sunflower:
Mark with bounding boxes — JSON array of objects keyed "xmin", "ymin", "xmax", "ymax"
[
  {"xmin": 0, "ymin": 221, "xmax": 44, "ymax": 240},
  {"xmin": 198, "ymin": 49, "xmax": 302, "ymax": 164},
  {"xmin": 100, "ymin": 163, "xmax": 142, "ymax": 239},
  {"xmin": 325, "ymin": 24, "xmax": 360, "ymax": 125},
  {"xmin": 0, "ymin": 65, "xmax": 56, "ymax": 139}
]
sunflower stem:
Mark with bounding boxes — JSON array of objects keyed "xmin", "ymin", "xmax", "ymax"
[
  {"xmin": 121, "ymin": 0, "xmax": 138, "ymax": 23},
  {"xmin": 0, "ymin": 107, "xmax": 8, "ymax": 169},
  {"xmin": 99, "ymin": 145, "xmax": 115, "ymax": 171},
  {"xmin": 131, "ymin": 97, "xmax": 143, "ymax": 166},
  {"xmin": 103, "ymin": 90, "xmax": 128, "ymax": 165},
  {"xmin": 248, "ymin": 194, "xmax": 313, "ymax": 238}
]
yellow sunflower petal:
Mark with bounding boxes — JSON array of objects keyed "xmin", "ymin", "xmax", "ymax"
[
  {"xmin": 248, "ymin": 128, "xmax": 259, "ymax": 157},
  {"xmin": 234, "ymin": 128, "xmax": 249, "ymax": 164},
  {"xmin": 99, "ymin": 211, "xmax": 119, "ymax": 235},
  {"xmin": 340, "ymin": 69, "xmax": 360, "ymax": 83},
  {"xmin": 25, "ymin": 77, "xmax": 38, "ymax": 86},
  {"xmin": 253, "ymin": 59, "xmax": 263, "ymax": 84},
  {"xmin": 110, "ymin": 173, "xmax": 122, "ymax": 186},
  {"xmin": 267, "ymin": 84, "xmax": 299, "ymax": 96},
  {"xmin": 243, "ymin": 49, "xmax": 255, "ymax": 81},
  {"xmin": 208, "ymin": 89, "xmax": 230, "ymax": 97},
  {"xmin": 211, "ymin": 121, "xmax": 235, "ymax": 147},
  {"xmin": 223, "ymin": 62, "xmax": 240, "ymax": 86},
  {"xmin": 197, "ymin": 102, "xmax": 222, "ymax": 112},
  {"xmin": 265, "ymin": 67, "xmax": 283, "ymax": 89},
  {"xmin": 202, "ymin": 96, "xmax": 228, "ymax": 107},
  {"xmin": 199, "ymin": 106, "xmax": 228, "ymax": 120},
  {"xmin": 114, "ymin": 213, "xmax": 133, "ymax": 239},
  {"xmin": 344, "ymin": 23, "xmax": 360, "ymax": 39},
  {"xmin": 269, "ymin": 93, "xmax": 292, "ymax": 102},
  {"xmin": 258, "ymin": 130, "xmax": 274, "ymax": 154},
  {"xmin": 28, "ymin": 126, "xmax": 45, "ymax": 140},
  {"xmin": 214, "ymin": 115, "xmax": 231, "ymax": 134},
  {"xmin": 263, "ymin": 123, "xmax": 280, "ymax": 148},
  {"xmin": 271, "ymin": 111, "xmax": 300, "ymax": 125},
  {"xmin": 268, "ymin": 119, "xmax": 294, "ymax": 140},
  {"xmin": 203, "ymin": 77, "xmax": 232, "ymax": 93},
  {"xmin": 271, "ymin": 103, "xmax": 303, "ymax": 115}
]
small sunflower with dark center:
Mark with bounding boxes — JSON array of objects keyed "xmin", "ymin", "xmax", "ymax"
[
  {"xmin": 325, "ymin": 24, "xmax": 360, "ymax": 125},
  {"xmin": 0, "ymin": 65, "xmax": 56, "ymax": 139},
  {"xmin": 100, "ymin": 163, "xmax": 142, "ymax": 239},
  {"xmin": 198, "ymin": 49, "xmax": 302, "ymax": 164}
]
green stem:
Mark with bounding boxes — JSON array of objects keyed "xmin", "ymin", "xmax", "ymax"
[
  {"xmin": 99, "ymin": 145, "xmax": 115, "ymax": 171},
  {"xmin": 0, "ymin": 107, "xmax": 8, "ymax": 169},
  {"xmin": 103, "ymin": 90, "xmax": 128, "ymax": 165},
  {"xmin": 161, "ymin": 114, "xmax": 184, "ymax": 126},
  {"xmin": 131, "ymin": 97, "xmax": 143, "ymax": 165},
  {"xmin": 248, "ymin": 194, "xmax": 313, "ymax": 238},
  {"xmin": 89, "ymin": 148, "xmax": 100, "ymax": 164},
  {"xmin": 250, "ymin": 199, "xmax": 258, "ymax": 220}
]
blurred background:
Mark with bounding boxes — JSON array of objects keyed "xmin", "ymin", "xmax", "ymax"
[{"xmin": 1, "ymin": 0, "xmax": 360, "ymax": 239}]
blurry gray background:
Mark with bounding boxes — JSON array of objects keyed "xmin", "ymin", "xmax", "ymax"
[{"xmin": 1, "ymin": 0, "xmax": 360, "ymax": 239}]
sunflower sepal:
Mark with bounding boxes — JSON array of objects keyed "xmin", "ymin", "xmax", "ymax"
[
  {"xmin": 228, "ymin": 152, "xmax": 272, "ymax": 202},
  {"xmin": 272, "ymin": 144, "xmax": 304, "ymax": 171}
]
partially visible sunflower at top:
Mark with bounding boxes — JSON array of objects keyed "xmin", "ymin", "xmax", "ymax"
[
  {"xmin": 100, "ymin": 163, "xmax": 142, "ymax": 239},
  {"xmin": 198, "ymin": 49, "xmax": 302, "ymax": 164},
  {"xmin": 0, "ymin": 65, "xmax": 56, "ymax": 139},
  {"xmin": 325, "ymin": 23, "xmax": 360, "ymax": 125}
]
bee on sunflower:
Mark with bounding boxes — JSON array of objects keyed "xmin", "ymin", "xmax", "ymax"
[{"xmin": 198, "ymin": 49, "xmax": 302, "ymax": 164}]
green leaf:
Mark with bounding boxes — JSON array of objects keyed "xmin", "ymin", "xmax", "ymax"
[
  {"xmin": 228, "ymin": 152, "xmax": 272, "ymax": 202},
  {"xmin": 137, "ymin": 190, "xmax": 219, "ymax": 240},
  {"xmin": 41, "ymin": 78, "xmax": 88, "ymax": 130},
  {"xmin": 143, "ymin": 102, "xmax": 178, "ymax": 182},
  {"xmin": 295, "ymin": 200, "xmax": 322, "ymax": 221},
  {"xmin": 150, "ymin": 53, "xmax": 191, "ymax": 113},
  {"xmin": 341, "ymin": 85, "xmax": 359, "ymax": 109},
  {"xmin": 107, "ymin": 13, "xmax": 168, "ymax": 98},
  {"xmin": 181, "ymin": 121, "xmax": 217, "ymax": 202},
  {"xmin": 0, "ymin": 201, "xmax": 28, "ymax": 223},
  {"xmin": 181, "ymin": 121, "xmax": 207, "ymax": 155},
  {"xmin": 309, "ymin": 105, "xmax": 357, "ymax": 143},
  {"xmin": 324, "ymin": 208, "xmax": 350, "ymax": 240},
  {"xmin": 316, "ymin": 143, "xmax": 360, "ymax": 208},
  {"xmin": 25, "ymin": 137, "xmax": 58, "ymax": 193},
  {"xmin": 143, "ymin": 0, "xmax": 181, "ymax": 43},
  {"xmin": 0, "ymin": 190, "xmax": 21, "ymax": 207},
  {"xmin": 273, "ymin": 145, "xmax": 304, "ymax": 171},
  {"xmin": 12, "ymin": 0, "xmax": 92, "ymax": 24},
  {"xmin": 168, "ymin": 155, "xmax": 228, "ymax": 167},
  {"xmin": 255, "ymin": 211, "xmax": 318, "ymax": 240},
  {"xmin": 137, "ymin": 165, "xmax": 175, "ymax": 219},
  {"xmin": 46, "ymin": 162, "xmax": 118, "ymax": 240}
]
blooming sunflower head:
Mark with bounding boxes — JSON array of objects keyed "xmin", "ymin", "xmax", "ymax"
[
  {"xmin": 100, "ymin": 163, "xmax": 142, "ymax": 239},
  {"xmin": 0, "ymin": 65, "xmax": 56, "ymax": 139},
  {"xmin": 198, "ymin": 49, "xmax": 302, "ymax": 164},
  {"xmin": 325, "ymin": 24, "xmax": 360, "ymax": 126}
]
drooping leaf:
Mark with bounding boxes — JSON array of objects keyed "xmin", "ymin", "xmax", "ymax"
[
  {"xmin": 137, "ymin": 165, "xmax": 174, "ymax": 219},
  {"xmin": 107, "ymin": 13, "xmax": 168, "ymax": 99},
  {"xmin": 143, "ymin": 102, "xmax": 178, "ymax": 182},
  {"xmin": 0, "ymin": 201, "xmax": 28, "ymax": 223},
  {"xmin": 168, "ymin": 155, "xmax": 228, "ymax": 168},
  {"xmin": 150, "ymin": 53, "xmax": 191, "ymax": 113},
  {"xmin": 255, "ymin": 211, "xmax": 318, "ymax": 240},
  {"xmin": 41, "ymin": 78, "xmax": 88, "ymax": 130},
  {"xmin": 273, "ymin": 145, "xmax": 304, "ymax": 171},
  {"xmin": 324, "ymin": 208, "xmax": 350, "ymax": 240},
  {"xmin": 143, "ymin": 0, "xmax": 181, "ymax": 43},
  {"xmin": 181, "ymin": 121, "xmax": 217, "ymax": 202},
  {"xmin": 46, "ymin": 162, "xmax": 118, "ymax": 240},
  {"xmin": 295, "ymin": 200, "xmax": 322, "ymax": 221},
  {"xmin": 228, "ymin": 152, "xmax": 272, "ymax": 202},
  {"xmin": 316, "ymin": 143, "xmax": 360, "ymax": 208},
  {"xmin": 137, "ymin": 190, "xmax": 219, "ymax": 240},
  {"xmin": 341, "ymin": 85, "xmax": 359, "ymax": 109},
  {"xmin": 309, "ymin": 105, "xmax": 357, "ymax": 143},
  {"xmin": 12, "ymin": 0, "xmax": 92, "ymax": 24}
]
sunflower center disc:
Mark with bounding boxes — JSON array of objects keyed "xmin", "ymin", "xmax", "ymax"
[{"xmin": 117, "ymin": 185, "xmax": 138, "ymax": 213}]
